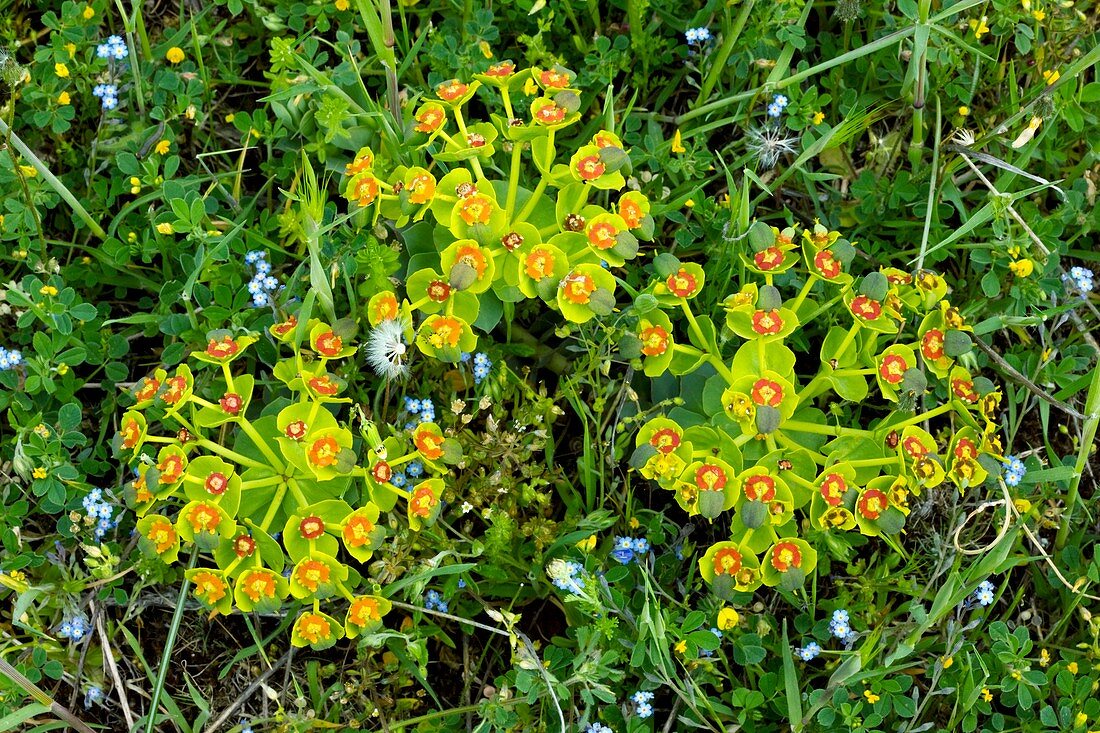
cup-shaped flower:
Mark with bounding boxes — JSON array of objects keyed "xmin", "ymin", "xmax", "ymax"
[
  {"xmin": 292, "ymin": 609, "xmax": 343, "ymax": 650},
  {"xmin": 516, "ymin": 242, "xmax": 570, "ymax": 301},
  {"xmin": 761, "ymin": 538, "xmax": 817, "ymax": 590},
  {"xmin": 440, "ymin": 239, "xmax": 496, "ymax": 294},
  {"xmin": 234, "ymin": 567, "xmax": 289, "ymax": 614},
  {"xmin": 290, "ymin": 552, "xmax": 347, "ymax": 601},
  {"xmin": 556, "ymin": 264, "xmax": 616, "ymax": 324},
  {"xmin": 408, "ymin": 478, "xmax": 444, "ymax": 531},
  {"xmin": 114, "ymin": 411, "xmax": 148, "ymax": 455},
  {"xmin": 137, "ymin": 514, "xmax": 181, "ymax": 563},
  {"xmin": 698, "ymin": 541, "xmax": 763, "ymax": 594},
  {"xmin": 186, "ymin": 568, "xmax": 233, "ymax": 615},
  {"xmin": 875, "ymin": 344, "xmax": 917, "ymax": 402},
  {"xmin": 341, "ymin": 504, "xmax": 385, "ymax": 562},
  {"xmin": 176, "ymin": 500, "xmax": 236, "ymax": 551},
  {"xmin": 182, "ymin": 455, "xmax": 241, "ymax": 516},
  {"xmin": 309, "ymin": 322, "xmax": 357, "ymax": 360},
  {"xmin": 345, "ymin": 595, "xmax": 391, "ymax": 638},
  {"xmin": 192, "ymin": 332, "xmax": 257, "ymax": 366},
  {"xmin": 654, "ymin": 263, "xmax": 705, "ymax": 302},
  {"xmin": 416, "ymin": 315, "xmax": 477, "ymax": 362}
]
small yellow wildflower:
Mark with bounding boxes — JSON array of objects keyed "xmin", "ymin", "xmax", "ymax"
[
  {"xmin": 155, "ymin": 140, "xmax": 171, "ymax": 155},
  {"xmin": 1032, "ymin": 9, "xmax": 1045, "ymax": 20},
  {"xmin": 576, "ymin": 535, "xmax": 597, "ymax": 552},
  {"xmin": 863, "ymin": 690, "xmax": 880, "ymax": 704},
  {"xmin": 685, "ymin": 199, "xmax": 695, "ymax": 209},
  {"xmin": 250, "ymin": 128, "xmax": 261, "ymax": 139},
  {"xmin": 1042, "ymin": 69, "xmax": 1059, "ymax": 85},
  {"xmin": 7, "ymin": 570, "xmax": 26, "ymax": 582},
  {"xmin": 156, "ymin": 222, "xmax": 174, "ymax": 234},
  {"xmin": 1010, "ymin": 669, "xmax": 1023, "ymax": 681},
  {"xmin": 166, "ymin": 47, "xmax": 185, "ymax": 64},
  {"xmin": 1039, "ymin": 648, "xmax": 1051, "ymax": 667},
  {"xmin": 671, "ymin": 129, "xmax": 686, "ymax": 154},
  {"xmin": 127, "ymin": 231, "xmax": 138, "ymax": 242},
  {"xmin": 1076, "ymin": 713, "xmax": 1088, "ymax": 727},
  {"xmin": 55, "ymin": 62, "xmax": 70, "ymax": 78},
  {"xmin": 942, "ymin": 655, "xmax": 954, "ymax": 669},
  {"xmin": 628, "ymin": 517, "xmax": 640, "ymax": 529},
  {"xmin": 969, "ymin": 16, "xmax": 990, "ymax": 40},
  {"xmin": 83, "ymin": 5, "xmax": 95, "ymax": 18},
  {"xmin": 65, "ymin": 43, "xmax": 77, "ymax": 58},
  {"xmin": 32, "ymin": 467, "xmax": 48, "ymax": 479},
  {"xmin": 478, "ymin": 41, "xmax": 493, "ymax": 59},
  {"xmin": 981, "ymin": 688, "xmax": 993, "ymax": 702},
  {"xmin": 1014, "ymin": 498, "xmax": 1032, "ymax": 513},
  {"xmin": 958, "ymin": 105, "xmax": 969, "ymax": 116},
  {"xmin": 34, "ymin": 424, "xmax": 50, "ymax": 438},
  {"xmin": 1068, "ymin": 661, "xmax": 1079, "ymax": 674},
  {"xmin": 522, "ymin": 77, "xmax": 538, "ymax": 96},
  {"xmin": 812, "ymin": 111, "xmax": 825, "ymax": 125},
  {"xmin": 130, "ymin": 177, "xmax": 141, "ymax": 194},
  {"xmin": 673, "ymin": 639, "xmax": 687, "ymax": 655},
  {"xmin": 40, "ymin": 285, "xmax": 59, "ymax": 297},
  {"xmin": 1009, "ymin": 259, "xmax": 1034, "ymax": 277},
  {"xmin": 58, "ymin": 91, "xmax": 71, "ymax": 105},
  {"xmin": 19, "ymin": 165, "xmax": 37, "ymax": 178},
  {"xmin": 14, "ymin": 249, "xmax": 28, "ymax": 259},
  {"xmin": 334, "ymin": 0, "xmax": 348, "ymax": 8},
  {"xmin": 717, "ymin": 607, "xmax": 740, "ymax": 630},
  {"xmin": 225, "ymin": 113, "xmax": 235, "ymax": 123},
  {"xmin": 185, "ymin": 104, "xmax": 196, "ymax": 120},
  {"xmin": 57, "ymin": 363, "xmax": 69, "ymax": 376}
]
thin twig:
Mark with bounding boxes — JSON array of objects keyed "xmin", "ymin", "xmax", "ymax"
[
  {"xmin": 973, "ymin": 337, "xmax": 1086, "ymax": 421},
  {"xmin": 96, "ymin": 605, "xmax": 136, "ymax": 730},
  {"xmin": 951, "ymin": 479, "xmax": 1100, "ymax": 601},
  {"xmin": 203, "ymin": 649, "xmax": 293, "ymax": 733},
  {"xmin": 955, "ymin": 147, "xmax": 1100, "ymax": 353}
]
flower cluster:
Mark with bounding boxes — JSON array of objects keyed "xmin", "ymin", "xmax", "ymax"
[
  {"xmin": 974, "ymin": 579, "xmax": 995, "ymax": 606},
  {"xmin": 632, "ymin": 690, "xmax": 655, "ymax": 718},
  {"xmin": 95, "ymin": 35, "xmax": 128, "ymax": 60},
  {"xmin": 58, "ymin": 616, "xmax": 91, "ymax": 642},
  {"xmin": 92, "ymin": 83, "xmax": 119, "ymax": 110},
  {"xmin": 0, "ymin": 346, "xmax": 23, "ymax": 371},
  {"xmin": 685, "ymin": 27, "xmax": 712, "ymax": 44},
  {"xmin": 423, "ymin": 589, "xmax": 449, "ymax": 613},
  {"xmin": 1002, "ymin": 455, "xmax": 1026, "ymax": 486},
  {"xmin": 462, "ymin": 351, "xmax": 493, "ymax": 384},
  {"xmin": 767, "ymin": 94, "xmax": 790, "ymax": 118},
  {"xmin": 829, "ymin": 609, "xmax": 856, "ymax": 644},
  {"xmin": 796, "ymin": 640, "xmax": 822, "ymax": 661},
  {"xmin": 630, "ymin": 220, "xmax": 1011, "ymax": 597},
  {"xmin": 389, "ymin": 459, "xmax": 426, "ymax": 490},
  {"xmin": 82, "ymin": 487, "xmax": 120, "ymax": 541},
  {"xmin": 1065, "ymin": 266, "xmax": 1094, "ymax": 294},
  {"xmin": 404, "ymin": 397, "xmax": 437, "ymax": 429},
  {"xmin": 548, "ymin": 559, "xmax": 588, "ymax": 595},
  {"xmin": 116, "ymin": 325, "xmax": 448, "ymax": 648},
  {"xmin": 243, "ymin": 250, "xmax": 280, "ymax": 307},
  {"xmin": 610, "ymin": 536, "xmax": 650, "ymax": 564},
  {"xmin": 586, "ymin": 724, "xmax": 613, "ymax": 733}
]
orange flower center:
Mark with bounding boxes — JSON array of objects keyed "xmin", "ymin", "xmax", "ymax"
[{"xmin": 307, "ymin": 436, "xmax": 340, "ymax": 467}]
